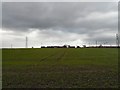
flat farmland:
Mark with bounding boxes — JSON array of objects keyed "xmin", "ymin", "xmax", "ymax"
[{"xmin": 2, "ymin": 48, "xmax": 118, "ymax": 88}]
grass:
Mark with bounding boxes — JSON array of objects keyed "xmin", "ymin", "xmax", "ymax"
[
  {"xmin": 0, "ymin": 49, "xmax": 2, "ymax": 89},
  {"xmin": 2, "ymin": 48, "xmax": 118, "ymax": 88}
]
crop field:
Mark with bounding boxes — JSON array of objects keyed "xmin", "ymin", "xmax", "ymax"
[{"xmin": 2, "ymin": 48, "xmax": 118, "ymax": 88}]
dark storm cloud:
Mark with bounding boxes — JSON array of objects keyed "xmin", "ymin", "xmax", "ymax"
[
  {"xmin": 2, "ymin": 2, "xmax": 118, "ymax": 47},
  {"xmin": 2, "ymin": 2, "xmax": 117, "ymax": 32}
]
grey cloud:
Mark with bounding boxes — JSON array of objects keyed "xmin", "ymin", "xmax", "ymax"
[
  {"xmin": 2, "ymin": 2, "xmax": 118, "ymax": 47},
  {"xmin": 2, "ymin": 2, "xmax": 117, "ymax": 32}
]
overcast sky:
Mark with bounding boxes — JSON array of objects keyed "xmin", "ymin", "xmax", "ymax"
[{"xmin": 1, "ymin": 2, "xmax": 118, "ymax": 48}]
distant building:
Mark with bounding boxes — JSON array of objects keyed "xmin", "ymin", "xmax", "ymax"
[{"xmin": 41, "ymin": 45, "xmax": 76, "ymax": 48}]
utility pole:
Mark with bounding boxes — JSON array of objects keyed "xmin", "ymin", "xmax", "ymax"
[
  {"xmin": 26, "ymin": 36, "xmax": 28, "ymax": 48},
  {"xmin": 11, "ymin": 44, "xmax": 12, "ymax": 48},
  {"xmin": 96, "ymin": 41, "xmax": 97, "ymax": 47},
  {"xmin": 89, "ymin": 42, "xmax": 90, "ymax": 47},
  {"xmin": 116, "ymin": 34, "xmax": 120, "ymax": 47}
]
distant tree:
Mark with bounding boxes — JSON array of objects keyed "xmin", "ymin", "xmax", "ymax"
[
  {"xmin": 83, "ymin": 45, "xmax": 86, "ymax": 48},
  {"xmin": 99, "ymin": 44, "xmax": 102, "ymax": 48}
]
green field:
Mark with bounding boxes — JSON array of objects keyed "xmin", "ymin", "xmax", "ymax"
[{"xmin": 2, "ymin": 48, "xmax": 118, "ymax": 88}]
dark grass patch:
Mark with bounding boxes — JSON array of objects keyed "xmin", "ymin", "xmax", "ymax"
[{"xmin": 2, "ymin": 48, "xmax": 118, "ymax": 88}]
